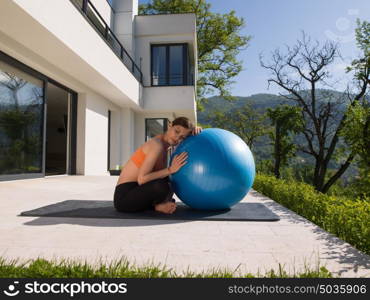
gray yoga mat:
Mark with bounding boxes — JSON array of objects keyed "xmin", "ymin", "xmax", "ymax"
[{"xmin": 20, "ymin": 200, "xmax": 280, "ymax": 222}]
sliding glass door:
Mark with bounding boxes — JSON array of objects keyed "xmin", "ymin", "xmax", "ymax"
[
  {"xmin": 0, "ymin": 60, "xmax": 44, "ymax": 177},
  {"xmin": 45, "ymin": 83, "xmax": 70, "ymax": 175},
  {"xmin": 0, "ymin": 52, "xmax": 77, "ymax": 181}
]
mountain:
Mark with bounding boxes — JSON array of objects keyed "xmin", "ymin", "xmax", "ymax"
[
  {"xmin": 197, "ymin": 89, "xmax": 359, "ymax": 182},
  {"xmin": 197, "ymin": 93, "xmax": 285, "ymax": 124},
  {"xmin": 197, "ymin": 89, "xmax": 353, "ymax": 125}
]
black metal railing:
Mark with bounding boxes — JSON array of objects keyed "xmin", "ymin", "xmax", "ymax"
[
  {"xmin": 151, "ymin": 73, "xmax": 194, "ymax": 86},
  {"xmin": 70, "ymin": 0, "xmax": 143, "ymax": 83}
]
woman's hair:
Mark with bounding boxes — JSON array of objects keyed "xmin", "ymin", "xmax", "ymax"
[{"xmin": 171, "ymin": 116, "xmax": 194, "ymax": 130}]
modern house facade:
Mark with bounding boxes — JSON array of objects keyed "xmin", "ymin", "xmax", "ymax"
[{"xmin": 0, "ymin": 0, "xmax": 197, "ymax": 181}]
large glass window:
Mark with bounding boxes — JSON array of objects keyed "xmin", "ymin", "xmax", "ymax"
[
  {"xmin": 151, "ymin": 46, "xmax": 167, "ymax": 86},
  {"xmin": 145, "ymin": 118, "xmax": 168, "ymax": 141},
  {"xmin": 151, "ymin": 44, "xmax": 188, "ymax": 86},
  {"xmin": 169, "ymin": 46, "xmax": 184, "ymax": 85},
  {"xmin": 0, "ymin": 61, "xmax": 44, "ymax": 175}
]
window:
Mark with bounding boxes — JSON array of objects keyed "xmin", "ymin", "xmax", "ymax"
[
  {"xmin": 145, "ymin": 118, "xmax": 168, "ymax": 141},
  {"xmin": 151, "ymin": 44, "xmax": 189, "ymax": 86},
  {"xmin": 0, "ymin": 51, "xmax": 78, "ymax": 180},
  {"xmin": 0, "ymin": 60, "xmax": 44, "ymax": 175}
]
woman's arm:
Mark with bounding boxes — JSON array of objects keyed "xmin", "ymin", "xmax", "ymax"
[
  {"xmin": 137, "ymin": 142, "xmax": 166, "ymax": 185},
  {"xmin": 137, "ymin": 141, "xmax": 187, "ymax": 185}
]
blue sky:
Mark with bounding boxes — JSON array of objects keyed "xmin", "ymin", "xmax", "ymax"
[{"xmin": 139, "ymin": 0, "xmax": 370, "ymax": 97}]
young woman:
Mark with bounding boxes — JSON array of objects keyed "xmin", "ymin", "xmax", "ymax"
[{"xmin": 114, "ymin": 117, "xmax": 201, "ymax": 214}]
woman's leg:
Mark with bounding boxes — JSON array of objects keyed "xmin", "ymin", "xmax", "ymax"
[
  {"xmin": 113, "ymin": 182, "xmax": 138, "ymax": 212},
  {"xmin": 114, "ymin": 178, "xmax": 173, "ymax": 212}
]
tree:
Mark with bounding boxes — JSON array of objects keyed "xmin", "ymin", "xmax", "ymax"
[
  {"xmin": 267, "ymin": 105, "xmax": 303, "ymax": 179},
  {"xmin": 261, "ymin": 26, "xmax": 370, "ymax": 193},
  {"xmin": 340, "ymin": 20, "xmax": 370, "ymax": 197},
  {"xmin": 139, "ymin": 0, "xmax": 250, "ymax": 108},
  {"xmin": 341, "ymin": 102, "xmax": 370, "ymax": 197},
  {"xmin": 207, "ymin": 102, "xmax": 268, "ymax": 150},
  {"xmin": 346, "ymin": 19, "xmax": 370, "ymax": 88},
  {"xmin": 260, "ymin": 33, "xmax": 347, "ymax": 193},
  {"xmin": 0, "ymin": 72, "xmax": 26, "ymax": 109},
  {"xmin": 0, "ymin": 72, "xmax": 41, "ymax": 173}
]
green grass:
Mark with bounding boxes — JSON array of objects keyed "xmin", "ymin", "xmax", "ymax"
[{"xmin": 0, "ymin": 257, "xmax": 333, "ymax": 278}]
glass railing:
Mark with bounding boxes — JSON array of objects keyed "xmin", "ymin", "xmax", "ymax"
[{"xmin": 70, "ymin": 0, "xmax": 143, "ymax": 83}]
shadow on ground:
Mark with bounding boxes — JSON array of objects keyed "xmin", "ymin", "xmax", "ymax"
[
  {"xmin": 21, "ymin": 216, "xmax": 192, "ymax": 227},
  {"xmin": 251, "ymin": 190, "xmax": 370, "ymax": 277}
]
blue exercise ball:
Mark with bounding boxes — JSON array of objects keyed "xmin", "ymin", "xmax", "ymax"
[{"xmin": 170, "ymin": 128, "xmax": 255, "ymax": 210}]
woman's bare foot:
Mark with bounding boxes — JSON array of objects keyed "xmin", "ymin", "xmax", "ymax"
[{"xmin": 155, "ymin": 201, "xmax": 177, "ymax": 214}]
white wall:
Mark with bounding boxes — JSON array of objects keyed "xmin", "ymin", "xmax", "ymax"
[
  {"xmin": 134, "ymin": 112, "xmax": 175, "ymax": 150},
  {"xmin": 135, "ymin": 13, "xmax": 196, "ymax": 37},
  {"xmin": 109, "ymin": 110, "xmax": 121, "ymax": 170},
  {"xmin": 135, "ymin": 13, "xmax": 197, "ymax": 123},
  {"xmin": 111, "ymin": 0, "xmax": 138, "ymax": 56},
  {"xmin": 0, "ymin": 0, "xmax": 141, "ymax": 109},
  {"xmin": 143, "ymin": 86, "xmax": 196, "ymax": 121},
  {"xmin": 76, "ymin": 94, "xmax": 87, "ymax": 175},
  {"xmin": 90, "ymin": 0, "xmax": 114, "ymax": 28},
  {"xmin": 77, "ymin": 91, "xmax": 121, "ymax": 175},
  {"xmin": 0, "ymin": 0, "xmax": 199, "ymax": 177},
  {"xmin": 135, "ymin": 14, "xmax": 197, "ymax": 87},
  {"xmin": 84, "ymin": 94, "xmax": 108, "ymax": 175},
  {"xmin": 119, "ymin": 107, "xmax": 136, "ymax": 165}
]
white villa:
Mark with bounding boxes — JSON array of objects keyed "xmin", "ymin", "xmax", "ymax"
[{"xmin": 0, "ymin": 0, "xmax": 197, "ymax": 180}]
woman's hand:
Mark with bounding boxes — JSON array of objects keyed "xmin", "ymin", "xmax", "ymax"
[
  {"xmin": 168, "ymin": 152, "xmax": 188, "ymax": 174},
  {"xmin": 192, "ymin": 126, "xmax": 202, "ymax": 135}
]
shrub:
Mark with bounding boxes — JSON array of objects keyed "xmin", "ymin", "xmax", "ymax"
[{"xmin": 253, "ymin": 174, "xmax": 370, "ymax": 255}]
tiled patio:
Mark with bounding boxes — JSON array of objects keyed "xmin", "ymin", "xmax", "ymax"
[{"xmin": 0, "ymin": 175, "xmax": 369, "ymax": 277}]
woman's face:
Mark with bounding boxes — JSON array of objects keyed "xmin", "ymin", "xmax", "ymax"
[{"xmin": 167, "ymin": 125, "xmax": 192, "ymax": 145}]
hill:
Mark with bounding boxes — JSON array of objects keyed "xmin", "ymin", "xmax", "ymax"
[
  {"xmin": 197, "ymin": 89, "xmax": 352, "ymax": 125},
  {"xmin": 197, "ymin": 93, "xmax": 285, "ymax": 124},
  {"xmin": 197, "ymin": 89, "xmax": 359, "ymax": 182}
]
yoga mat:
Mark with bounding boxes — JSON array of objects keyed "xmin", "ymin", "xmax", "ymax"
[{"xmin": 20, "ymin": 200, "xmax": 280, "ymax": 222}]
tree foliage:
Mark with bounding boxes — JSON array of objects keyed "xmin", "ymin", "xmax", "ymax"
[
  {"xmin": 260, "ymin": 26, "xmax": 370, "ymax": 193},
  {"xmin": 340, "ymin": 101, "xmax": 370, "ymax": 197},
  {"xmin": 260, "ymin": 33, "xmax": 347, "ymax": 192},
  {"xmin": 267, "ymin": 105, "xmax": 303, "ymax": 178},
  {"xmin": 206, "ymin": 102, "xmax": 268, "ymax": 150},
  {"xmin": 139, "ymin": 0, "xmax": 250, "ymax": 108},
  {"xmin": 339, "ymin": 19, "xmax": 370, "ymax": 198},
  {"xmin": 347, "ymin": 19, "xmax": 370, "ymax": 88}
]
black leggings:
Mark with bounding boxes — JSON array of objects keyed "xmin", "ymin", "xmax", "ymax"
[{"xmin": 113, "ymin": 178, "xmax": 173, "ymax": 212}]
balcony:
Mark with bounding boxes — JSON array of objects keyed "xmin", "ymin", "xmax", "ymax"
[
  {"xmin": 143, "ymin": 85, "xmax": 196, "ymax": 113},
  {"xmin": 70, "ymin": 0, "xmax": 142, "ymax": 83},
  {"xmin": 151, "ymin": 73, "xmax": 194, "ymax": 87}
]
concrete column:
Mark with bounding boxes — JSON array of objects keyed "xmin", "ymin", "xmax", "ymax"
[
  {"xmin": 120, "ymin": 107, "xmax": 135, "ymax": 164},
  {"xmin": 111, "ymin": 0, "xmax": 138, "ymax": 57},
  {"xmin": 76, "ymin": 94, "xmax": 87, "ymax": 175},
  {"xmin": 82, "ymin": 93, "xmax": 109, "ymax": 175},
  {"xmin": 109, "ymin": 110, "xmax": 121, "ymax": 170}
]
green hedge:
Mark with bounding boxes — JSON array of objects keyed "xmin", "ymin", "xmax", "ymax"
[{"xmin": 253, "ymin": 174, "xmax": 370, "ymax": 255}]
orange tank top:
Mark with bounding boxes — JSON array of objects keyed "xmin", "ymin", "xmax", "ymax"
[
  {"xmin": 130, "ymin": 147, "xmax": 146, "ymax": 168},
  {"xmin": 131, "ymin": 136, "xmax": 165, "ymax": 168}
]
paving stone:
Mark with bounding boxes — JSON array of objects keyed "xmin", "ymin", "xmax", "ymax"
[{"xmin": 1, "ymin": 175, "xmax": 369, "ymax": 277}]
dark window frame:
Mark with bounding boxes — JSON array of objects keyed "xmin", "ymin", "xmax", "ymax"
[
  {"xmin": 0, "ymin": 50, "xmax": 78, "ymax": 181},
  {"xmin": 150, "ymin": 43, "xmax": 189, "ymax": 87},
  {"xmin": 107, "ymin": 110, "xmax": 111, "ymax": 171},
  {"xmin": 145, "ymin": 118, "xmax": 168, "ymax": 142}
]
